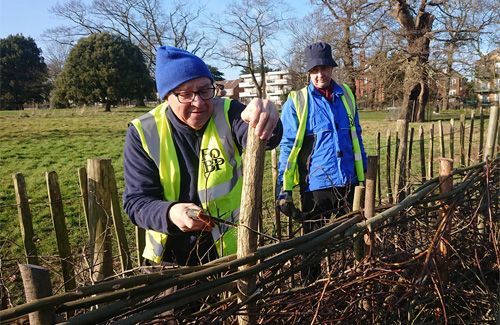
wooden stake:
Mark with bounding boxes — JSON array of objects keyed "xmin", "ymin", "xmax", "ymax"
[
  {"xmin": 438, "ymin": 158, "xmax": 453, "ymax": 285},
  {"xmin": 19, "ymin": 264, "xmax": 54, "ymax": 325},
  {"xmin": 45, "ymin": 171, "xmax": 76, "ymax": 293},
  {"xmin": 449, "ymin": 119, "xmax": 455, "ymax": 161},
  {"xmin": 87, "ymin": 158, "xmax": 114, "ymax": 283},
  {"xmin": 438, "ymin": 120, "xmax": 445, "ymax": 158},
  {"xmin": 78, "ymin": 167, "xmax": 90, "ymax": 238},
  {"xmin": 376, "ymin": 131, "xmax": 382, "ymax": 205},
  {"xmin": 419, "ymin": 126, "xmax": 426, "ymax": 183},
  {"xmin": 427, "ymin": 124, "xmax": 434, "ymax": 180},
  {"xmin": 394, "ymin": 119, "xmax": 408, "ymax": 202},
  {"xmin": 237, "ymin": 126, "xmax": 266, "ymax": 325},
  {"xmin": 12, "ymin": 173, "xmax": 38, "ymax": 265},
  {"xmin": 484, "ymin": 106, "xmax": 499, "ymax": 161},
  {"xmin": 352, "ymin": 185, "xmax": 365, "ymax": 261},
  {"xmin": 460, "ymin": 114, "xmax": 466, "ymax": 166},
  {"xmin": 364, "ymin": 156, "xmax": 378, "ymax": 256},
  {"xmin": 467, "ymin": 111, "xmax": 475, "ymax": 166},
  {"xmin": 271, "ymin": 149, "xmax": 281, "ymax": 241},
  {"xmin": 479, "ymin": 107, "xmax": 485, "ymax": 161},
  {"xmin": 385, "ymin": 130, "xmax": 393, "ymax": 204}
]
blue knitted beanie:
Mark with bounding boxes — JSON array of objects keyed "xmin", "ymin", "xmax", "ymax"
[{"xmin": 155, "ymin": 46, "xmax": 213, "ymax": 100}]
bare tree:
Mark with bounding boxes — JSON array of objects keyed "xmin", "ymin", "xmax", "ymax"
[
  {"xmin": 313, "ymin": 0, "xmax": 387, "ymax": 96},
  {"xmin": 209, "ymin": 0, "xmax": 289, "ymax": 99},
  {"xmin": 44, "ymin": 0, "xmax": 215, "ymax": 73},
  {"xmin": 431, "ymin": 0, "xmax": 499, "ymax": 111}
]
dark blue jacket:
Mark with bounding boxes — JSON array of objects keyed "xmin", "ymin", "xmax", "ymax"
[{"xmin": 123, "ymin": 99, "xmax": 282, "ymax": 265}]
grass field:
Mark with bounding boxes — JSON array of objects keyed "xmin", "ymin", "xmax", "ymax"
[{"xmin": 0, "ymin": 105, "xmax": 489, "ymax": 290}]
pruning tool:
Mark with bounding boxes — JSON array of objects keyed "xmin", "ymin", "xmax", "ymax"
[{"xmin": 187, "ymin": 208, "xmax": 279, "ymax": 242}]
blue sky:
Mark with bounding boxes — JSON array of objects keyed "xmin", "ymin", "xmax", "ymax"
[{"xmin": 0, "ymin": 0, "xmax": 312, "ymax": 79}]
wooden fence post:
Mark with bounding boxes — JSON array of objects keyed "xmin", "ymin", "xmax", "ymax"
[
  {"xmin": 108, "ymin": 163, "xmax": 132, "ymax": 273},
  {"xmin": 271, "ymin": 149, "xmax": 282, "ymax": 241},
  {"xmin": 419, "ymin": 126, "xmax": 426, "ymax": 183},
  {"xmin": 78, "ymin": 167, "xmax": 90, "ymax": 238},
  {"xmin": 484, "ymin": 106, "xmax": 499, "ymax": 161},
  {"xmin": 394, "ymin": 119, "xmax": 408, "ymax": 202},
  {"xmin": 19, "ymin": 264, "xmax": 55, "ymax": 325},
  {"xmin": 427, "ymin": 124, "xmax": 435, "ymax": 180},
  {"xmin": 449, "ymin": 119, "xmax": 455, "ymax": 161},
  {"xmin": 467, "ymin": 111, "xmax": 475, "ymax": 166},
  {"xmin": 352, "ymin": 185, "xmax": 365, "ymax": 261},
  {"xmin": 87, "ymin": 158, "xmax": 114, "ymax": 283},
  {"xmin": 376, "ymin": 131, "xmax": 382, "ymax": 205},
  {"xmin": 385, "ymin": 130, "xmax": 393, "ymax": 204},
  {"xmin": 135, "ymin": 227, "xmax": 145, "ymax": 267},
  {"xmin": 438, "ymin": 120, "xmax": 445, "ymax": 158},
  {"xmin": 12, "ymin": 173, "xmax": 39, "ymax": 265},
  {"xmin": 364, "ymin": 156, "xmax": 378, "ymax": 257},
  {"xmin": 237, "ymin": 126, "xmax": 266, "ymax": 325},
  {"xmin": 460, "ymin": 114, "xmax": 466, "ymax": 166},
  {"xmin": 479, "ymin": 107, "xmax": 485, "ymax": 161},
  {"xmin": 407, "ymin": 127, "xmax": 415, "ymax": 188},
  {"xmin": 438, "ymin": 158, "xmax": 453, "ymax": 285},
  {"xmin": 45, "ymin": 171, "xmax": 76, "ymax": 293}
]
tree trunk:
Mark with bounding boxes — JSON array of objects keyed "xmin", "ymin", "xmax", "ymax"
[
  {"xmin": 393, "ymin": 1, "xmax": 434, "ymax": 122},
  {"xmin": 105, "ymin": 101, "xmax": 111, "ymax": 112}
]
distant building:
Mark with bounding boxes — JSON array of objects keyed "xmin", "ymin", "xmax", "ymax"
[
  {"xmin": 436, "ymin": 69, "xmax": 466, "ymax": 105},
  {"xmin": 474, "ymin": 49, "xmax": 500, "ymax": 107},
  {"xmin": 215, "ymin": 79, "xmax": 242, "ymax": 101},
  {"xmin": 239, "ymin": 70, "xmax": 293, "ymax": 106}
]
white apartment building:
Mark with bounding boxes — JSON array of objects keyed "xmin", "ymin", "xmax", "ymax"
[{"xmin": 239, "ymin": 70, "xmax": 293, "ymax": 106}]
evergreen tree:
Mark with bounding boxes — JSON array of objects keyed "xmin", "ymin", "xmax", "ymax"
[
  {"xmin": 0, "ymin": 34, "xmax": 49, "ymax": 109},
  {"xmin": 52, "ymin": 32, "xmax": 153, "ymax": 110}
]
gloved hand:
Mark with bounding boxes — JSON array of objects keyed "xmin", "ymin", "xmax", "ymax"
[{"xmin": 276, "ymin": 191, "xmax": 302, "ymax": 221}]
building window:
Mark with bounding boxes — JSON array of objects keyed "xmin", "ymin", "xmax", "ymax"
[
  {"xmin": 450, "ymin": 78, "xmax": 457, "ymax": 85},
  {"xmin": 449, "ymin": 89, "xmax": 456, "ymax": 96}
]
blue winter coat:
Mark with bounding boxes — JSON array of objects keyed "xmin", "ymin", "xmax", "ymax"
[{"xmin": 277, "ymin": 81, "xmax": 367, "ymax": 193}]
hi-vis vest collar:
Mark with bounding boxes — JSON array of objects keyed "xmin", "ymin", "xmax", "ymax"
[
  {"xmin": 283, "ymin": 83, "xmax": 365, "ymax": 191},
  {"xmin": 131, "ymin": 97, "xmax": 243, "ymax": 263}
]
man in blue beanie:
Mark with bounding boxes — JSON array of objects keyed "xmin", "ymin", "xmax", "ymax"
[
  {"xmin": 123, "ymin": 46, "xmax": 282, "ymax": 267},
  {"xmin": 276, "ymin": 42, "xmax": 367, "ymax": 284}
]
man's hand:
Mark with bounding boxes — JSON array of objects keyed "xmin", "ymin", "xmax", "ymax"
[
  {"xmin": 168, "ymin": 203, "xmax": 213, "ymax": 232},
  {"xmin": 241, "ymin": 98, "xmax": 279, "ymax": 140}
]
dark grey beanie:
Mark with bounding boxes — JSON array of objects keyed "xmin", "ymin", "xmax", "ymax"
[{"xmin": 304, "ymin": 42, "xmax": 338, "ymax": 72}]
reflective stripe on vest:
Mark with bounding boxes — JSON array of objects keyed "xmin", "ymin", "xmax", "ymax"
[
  {"xmin": 283, "ymin": 83, "xmax": 364, "ymax": 191},
  {"xmin": 131, "ymin": 98, "xmax": 242, "ymax": 263}
]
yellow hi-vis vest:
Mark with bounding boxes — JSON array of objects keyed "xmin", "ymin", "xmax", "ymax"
[
  {"xmin": 131, "ymin": 97, "xmax": 243, "ymax": 263},
  {"xmin": 283, "ymin": 83, "xmax": 365, "ymax": 191}
]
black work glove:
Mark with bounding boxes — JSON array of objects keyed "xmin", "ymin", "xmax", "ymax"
[{"xmin": 276, "ymin": 191, "xmax": 303, "ymax": 221}]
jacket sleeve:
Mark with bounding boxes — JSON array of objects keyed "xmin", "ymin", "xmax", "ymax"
[
  {"xmin": 277, "ymin": 97, "xmax": 299, "ymax": 195},
  {"xmin": 228, "ymin": 100, "xmax": 283, "ymax": 151},
  {"xmin": 122, "ymin": 125, "xmax": 180, "ymax": 234}
]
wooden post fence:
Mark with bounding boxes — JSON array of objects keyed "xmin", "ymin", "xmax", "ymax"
[
  {"xmin": 385, "ymin": 130, "xmax": 393, "ymax": 204},
  {"xmin": 460, "ymin": 114, "xmax": 466, "ymax": 166},
  {"xmin": 87, "ymin": 158, "xmax": 114, "ymax": 283},
  {"xmin": 108, "ymin": 163, "xmax": 132, "ymax": 273},
  {"xmin": 237, "ymin": 126, "xmax": 266, "ymax": 325},
  {"xmin": 419, "ymin": 126, "xmax": 426, "ymax": 183},
  {"xmin": 19, "ymin": 264, "xmax": 55, "ymax": 325},
  {"xmin": 78, "ymin": 167, "xmax": 90, "ymax": 238},
  {"xmin": 271, "ymin": 149, "xmax": 282, "ymax": 241},
  {"xmin": 394, "ymin": 119, "xmax": 408, "ymax": 202},
  {"xmin": 438, "ymin": 158, "xmax": 453, "ymax": 285},
  {"xmin": 427, "ymin": 124, "xmax": 435, "ymax": 180},
  {"xmin": 364, "ymin": 156, "xmax": 378, "ymax": 257},
  {"xmin": 449, "ymin": 119, "xmax": 455, "ymax": 160},
  {"xmin": 352, "ymin": 185, "xmax": 365, "ymax": 261},
  {"xmin": 45, "ymin": 171, "xmax": 76, "ymax": 293},
  {"xmin": 484, "ymin": 106, "xmax": 499, "ymax": 161},
  {"xmin": 467, "ymin": 111, "xmax": 475, "ymax": 166},
  {"xmin": 12, "ymin": 173, "xmax": 39, "ymax": 265}
]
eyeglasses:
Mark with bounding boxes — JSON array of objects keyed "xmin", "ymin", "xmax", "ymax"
[{"xmin": 173, "ymin": 87, "xmax": 216, "ymax": 103}]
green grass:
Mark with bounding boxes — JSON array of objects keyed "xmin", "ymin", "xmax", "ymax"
[{"xmin": 0, "ymin": 106, "xmax": 489, "ymax": 303}]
